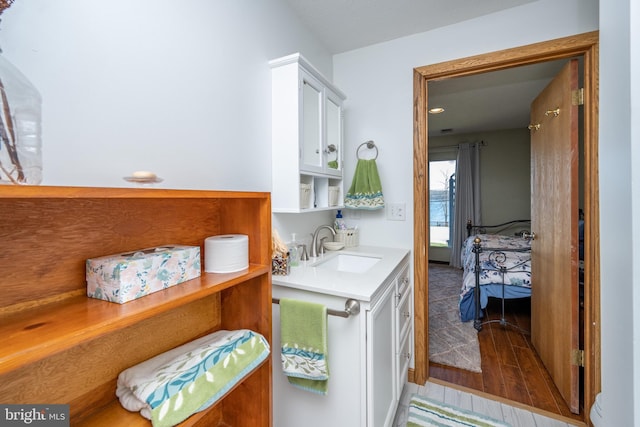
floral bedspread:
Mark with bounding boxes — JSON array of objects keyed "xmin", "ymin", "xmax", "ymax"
[{"xmin": 460, "ymin": 233, "xmax": 532, "ymax": 298}]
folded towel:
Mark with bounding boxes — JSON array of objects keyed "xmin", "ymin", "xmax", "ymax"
[
  {"xmin": 279, "ymin": 298, "xmax": 329, "ymax": 395},
  {"xmin": 344, "ymin": 158, "xmax": 385, "ymax": 209},
  {"xmin": 116, "ymin": 329, "xmax": 270, "ymax": 427}
]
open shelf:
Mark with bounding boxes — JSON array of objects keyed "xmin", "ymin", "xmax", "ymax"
[
  {"xmin": 0, "ymin": 265, "xmax": 269, "ymax": 375},
  {"xmin": 76, "ymin": 357, "xmax": 270, "ymax": 426},
  {"xmin": 0, "ymin": 186, "xmax": 272, "ymax": 426}
]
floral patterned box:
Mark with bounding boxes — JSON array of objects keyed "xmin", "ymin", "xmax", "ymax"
[{"xmin": 86, "ymin": 245, "xmax": 201, "ymax": 304}]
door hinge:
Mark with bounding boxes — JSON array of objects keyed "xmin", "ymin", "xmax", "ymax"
[
  {"xmin": 572, "ymin": 88, "xmax": 584, "ymax": 106},
  {"xmin": 571, "ymin": 349, "xmax": 585, "ymax": 367}
]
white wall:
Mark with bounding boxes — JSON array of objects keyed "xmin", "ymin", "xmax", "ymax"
[
  {"xmin": 599, "ymin": 1, "xmax": 639, "ymax": 426},
  {"xmin": 0, "ymin": 0, "xmax": 332, "ymax": 191},
  {"xmin": 631, "ymin": 3, "xmax": 640, "ymax": 425}
]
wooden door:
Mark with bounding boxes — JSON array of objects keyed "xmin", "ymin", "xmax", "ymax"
[{"xmin": 530, "ymin": 59, "xmax": 580, "ymax": 413}]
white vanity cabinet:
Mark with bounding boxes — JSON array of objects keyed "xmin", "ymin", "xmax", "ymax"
[
  {"xmin": 270, "ymin": 53, "xmax": 346, "ymax": 213},
  {"xmin": 271, "ymin": 248, "xmax": 411, "ymax": 427}
]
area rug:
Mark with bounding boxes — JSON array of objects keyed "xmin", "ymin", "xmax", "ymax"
[
  {"xmin": 429, "ymin": 263, "xmax": 482, "ymax": 372},
  {"xmin": 407, "ymin": 394, "xmax": 511, "ymax": 427}
]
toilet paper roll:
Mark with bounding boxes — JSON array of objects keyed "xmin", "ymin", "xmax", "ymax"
[{"xmin": 204, "ymin": 234, "xmax": 249, "ymax": 273}]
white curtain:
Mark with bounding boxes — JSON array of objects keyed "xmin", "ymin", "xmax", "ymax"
[{"xmin": 449, "ymin": 142, "xmax": 481, "ymax": 268}]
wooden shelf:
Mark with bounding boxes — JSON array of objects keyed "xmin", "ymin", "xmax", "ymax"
[
  {"xmin": 0, "ymin": 185, "xmax": 271, "ymax": 200},
  {"xmin": 0, "ymin": 265, "xmax": 269, "ymax": 375},
  {"xmin": 0, "ymin": 186, "xmax": 273, "ymax": 426}
]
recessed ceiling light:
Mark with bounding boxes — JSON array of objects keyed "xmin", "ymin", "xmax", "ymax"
[{"xmin": 428, "ymin": 107, "xmax": 445, "ymax": 114}]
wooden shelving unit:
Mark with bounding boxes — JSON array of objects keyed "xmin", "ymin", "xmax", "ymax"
[{"xmin": 0, "ymin": 186, "xmax": 272, "ymax": 426}]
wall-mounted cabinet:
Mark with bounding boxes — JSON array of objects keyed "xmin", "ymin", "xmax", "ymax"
[{"xmin": 270, "ymin": 53, "xmax": 346, "ymax": 213}]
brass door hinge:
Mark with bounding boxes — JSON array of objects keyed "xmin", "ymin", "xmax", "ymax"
[
  {"xmin": 572, "ymin": 88, "xmax": 584, "ymax": 106},
  {"xmin": 571, "ymin": 349, "xmax": 585, "ymax": 367}
]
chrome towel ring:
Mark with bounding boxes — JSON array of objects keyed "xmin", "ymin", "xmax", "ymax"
[{"xmin": 357, "ymin": 140, "xmax": 378, "ymax": 160}]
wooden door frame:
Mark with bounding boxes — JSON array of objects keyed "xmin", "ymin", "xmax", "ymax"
[{"xmin": 412, "ymin": 31, "xmax": 600, "ymax": 423}]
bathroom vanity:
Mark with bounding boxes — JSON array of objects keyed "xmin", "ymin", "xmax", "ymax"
[{"xmin": 272, "ymin": 246, "xmax": 411, "ymax": 427}]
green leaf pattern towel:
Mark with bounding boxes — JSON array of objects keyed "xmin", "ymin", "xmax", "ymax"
[
  {"xmin": 280, "ymin": 298, "xmax": 329, "ymax": 395},
  {"xmin": 344, "ymin": 159, "xmax": 385, "ymax": 209}
]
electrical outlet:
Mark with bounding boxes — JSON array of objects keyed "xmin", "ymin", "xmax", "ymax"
[{"xmin": 387, "ymin": 203, "xmax": 406, "ymax": 221}]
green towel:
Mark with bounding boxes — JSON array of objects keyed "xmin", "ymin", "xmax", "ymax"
[
  {"xmin": 280, "ymin": 298, "xmax": 329, "ymax": 395},
  {"xmin": 344, "ymin": 158, "xmax": 385, "ymax": 209}
]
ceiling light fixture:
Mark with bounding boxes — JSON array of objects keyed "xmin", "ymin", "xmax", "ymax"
[{"xmin": 428, "ymin": 107, "xmax": 445, "ymax": 114}]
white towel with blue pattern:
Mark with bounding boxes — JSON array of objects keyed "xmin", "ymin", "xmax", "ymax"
[{"xmin": 116, "ymin": 329, "xmax": 270, "ymax": 427}]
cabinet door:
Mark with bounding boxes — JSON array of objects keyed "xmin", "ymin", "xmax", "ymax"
[
  {"xmin": 397, "ymin": 328, "xmax": 412, "ymax": 400},
  {"xmin": 324, "ymin": 90, "xmax": 343, "ymax": 177},
  {"xmin": 395, "ymin": 267, "xmax": 412, "ymax": 342},
  {"xmin": 367, "ymin": 283, "xmax": 396, "ymax": 427},
  {"xmin": 300, "ymin": 71, "xmax": 324, "ymax": 174}
]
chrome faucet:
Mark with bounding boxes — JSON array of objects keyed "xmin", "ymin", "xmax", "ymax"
[
  {"xmin": 310, "ymin": 225, "xmax": 336, "ymax": 258},
  {"xmin": 299, "ymin": 244, "xmax": 309, "ymax": 261}
]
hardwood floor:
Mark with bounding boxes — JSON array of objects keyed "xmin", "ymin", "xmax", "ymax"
[{"xmin": 429, "ymin": 297, "xmax": 584, "ymax": 422}]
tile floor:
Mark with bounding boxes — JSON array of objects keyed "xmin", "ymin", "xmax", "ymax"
[{"xmin": 393, "ymin": 381, "xmax": 585, "ymax": 427}]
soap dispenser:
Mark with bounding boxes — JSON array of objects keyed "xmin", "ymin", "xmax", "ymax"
[
  {"xmin": 288, "ymin": 233, "xmax": 300, "ymax": 267},
  {"xmin": 334, "ymin": 210, "xmax": 346, "ymax": 231}
]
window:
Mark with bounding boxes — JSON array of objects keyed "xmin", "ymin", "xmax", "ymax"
[{"xmin": 429, "ymin": 159, "xmax": 456, "ymax": 247}]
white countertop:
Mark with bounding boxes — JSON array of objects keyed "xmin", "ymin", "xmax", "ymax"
[{"xmin": 272, "ymin": 245, "xmax": 410, "ymax": 301}]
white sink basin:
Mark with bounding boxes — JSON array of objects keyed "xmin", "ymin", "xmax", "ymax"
[{"xmin": 314, "ymin": 253, "xmax": 381, "ymax": 273}]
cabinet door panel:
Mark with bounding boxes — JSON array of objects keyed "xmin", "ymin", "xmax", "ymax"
[
  {"xmin": 397, "ymin": 328, "xmax": 412, "ymax": 398},
  {"xmin": 325, "ymin": 91, "xmax": 343, "ymax": 176},
  {"xmin": 301, "ymin": 72, "xmax": 323, "ymax": 173},
  {"xmin": 397, "ymin": 288, "xmax": 412, "ymax": 343},
  {"xmin": 367, "ymin": 284, "xmax": 396, "ymax": 427}
]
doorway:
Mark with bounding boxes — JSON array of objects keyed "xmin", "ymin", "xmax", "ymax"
[{"xmin": 411, "ymin": 31, "xmax": 600, "ymax": 425}]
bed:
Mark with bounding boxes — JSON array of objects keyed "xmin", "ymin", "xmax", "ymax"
[{"xmin": 458, "ymin": 220, "xmax": 532, "ymax": 331}]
